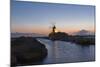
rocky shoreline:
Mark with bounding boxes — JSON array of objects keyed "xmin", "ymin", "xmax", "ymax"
[
  {"xmin": 11, "ymin": 37, "xmax": 48, "ymax": 66},
  {"xmin": 49, "ymin": 32, "xmax": 95, "ymax": 45}
]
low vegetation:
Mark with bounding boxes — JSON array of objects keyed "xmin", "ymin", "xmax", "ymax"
[
  {"xmin": 49, "ymin": 32, "xmax": 95, "ymax": 45},
  {"xmin": 11, "ymin": 37, "xmax": 48, "ymax": 66}
]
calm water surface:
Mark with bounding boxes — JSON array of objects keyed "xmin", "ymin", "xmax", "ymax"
[{"xmin": 37, "ymin": 38, "xmax": 95, "ymax": 64}]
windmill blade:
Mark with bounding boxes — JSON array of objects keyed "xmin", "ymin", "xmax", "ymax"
[
  {"xmin": 49, "ymin": 22, "xmax": 55, "ymax": 28},
  {"xmin": 49, "ymin": 26, "xmax": 52, "ymax": 29},
  {"xmin": 50, "ymin": 22, "xmax": 56, "ymax": 26}
]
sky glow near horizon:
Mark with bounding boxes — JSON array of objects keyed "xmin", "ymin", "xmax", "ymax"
[{"xmin": 11, "ymin": 0, "xmax": 95, "ymax": 35}]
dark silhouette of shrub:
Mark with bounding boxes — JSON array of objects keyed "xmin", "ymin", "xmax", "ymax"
[
  {"xmin": 11, "ymin": 37, "xmax": 47, "ymax": 66},
  {"xmin": 49, "ymin": 32, "xmax": 69, "ymax": 41}
]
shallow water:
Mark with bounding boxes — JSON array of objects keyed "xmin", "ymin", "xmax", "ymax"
[{"xmin": 37, "ymin": 38, "xmax": 95, "ymax": 64}]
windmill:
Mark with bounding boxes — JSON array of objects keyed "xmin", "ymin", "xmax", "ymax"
[{"xmin": 49, "ymin": 22, "xmax": 57, "ymax": 33}]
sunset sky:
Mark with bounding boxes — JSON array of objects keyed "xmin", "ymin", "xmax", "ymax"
[{"xmin": 11, "ymin": 0, "xmax": 95, "ymax": 35}]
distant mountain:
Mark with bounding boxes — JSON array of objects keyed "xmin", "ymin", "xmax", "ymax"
[
  {"xmin": 11, "ymin": 32, "xmax": 47, "ymax": 38},
  {"xmin": 72, "ymin": 29, "xmax": 95, "ymax": 36}
]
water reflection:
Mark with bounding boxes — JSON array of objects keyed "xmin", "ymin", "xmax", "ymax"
[{"xmin": 37, "ymin": 38, "xmax": 95, "ymax": 64}]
